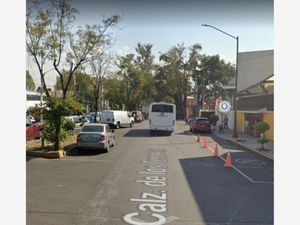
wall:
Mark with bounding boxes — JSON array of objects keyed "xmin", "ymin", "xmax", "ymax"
[
  {"xmin": 237, "ymin": 50, "xmax": 274, "ymax": 92},
  {"xmin": 237, "ymin": 112, "xmax": 244, "ymax": 132},
  {"xmin": 263, "ymin": 112, "xmax": 274, "ymax": 140}
]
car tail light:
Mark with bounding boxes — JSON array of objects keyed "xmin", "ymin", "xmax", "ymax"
[
  {"xmin": 99, "ymin": 134, "xmax": 106, "ymax": 141},
  {"xmin": 77, "ymin": 134, "xmax": 81, "ymax": 140}
]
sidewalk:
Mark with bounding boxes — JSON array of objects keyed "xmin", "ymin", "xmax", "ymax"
[{"xmin": 213, "ymin": 129, "xmax": 274, "ymax": 160}]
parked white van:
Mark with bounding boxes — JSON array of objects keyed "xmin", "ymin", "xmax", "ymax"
[{"xmin": 101, "ymin": 110, "xmax": 134, "ymax": 129}]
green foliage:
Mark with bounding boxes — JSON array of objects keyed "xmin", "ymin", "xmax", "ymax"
[
  {"xmin": 255, "ymin": 121, "xmax": 270, "ymax": 134},
  {"xmin": 112, "ymin": 43, "xmax": 157, "ymax": 110},
  {"xmin": 28, "ymin": 106, "xmax": 43, "ymax": 122},
  {"xmin": 191, "ymin": 54, "xmax": 235, "ymax": 104},
  {"xmin": 26, "ymin": 70, "xmax": 36, "ymax": 91},
  {"xmin": 209, "ymin": 114, "xmax": 219, "ymax": 125},
  {"xmin": 255, "ymin": 121, "xmax": 270, "ymax": 149},
  {"xmin": 63, "ymin": 119, "xmax": 75, "ymax": 131},
  {"xmin": 41, "ymin": 96, "xmax": 83, "ymax": 149},
  {"xmin": 162, "ymin": 96, "xmax": 175, "ymax": 104},
  {"xmin": 42, "ymin": 121, "xmax": 68, "ymax": 144},
  {"xmin": 257, "ymin": 136, "xmax": 269, "ymax": 149}
]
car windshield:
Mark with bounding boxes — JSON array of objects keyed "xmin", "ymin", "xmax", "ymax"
[
  {"xmin": 81, "ymin": 125, "xmax": 104, "ymax": 132},
  {"xmin": 196, "ymin": 119, "xmax": 208, "ymax": 123}
]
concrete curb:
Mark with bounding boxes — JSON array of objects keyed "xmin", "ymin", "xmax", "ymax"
[
  {"xmin": 26, "ymin": 150, "xmax": 66, "ymax": 159},
  {"xmin": 226, "ymin": 138, "xmax": 274, "ymax": 161}
]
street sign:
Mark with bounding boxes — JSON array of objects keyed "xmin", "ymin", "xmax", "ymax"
[{"xmin": 218, "ymin": 100, "xmax": 231, "ymax": 113}]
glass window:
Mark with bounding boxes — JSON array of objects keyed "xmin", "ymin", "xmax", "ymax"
[
  {"xmin": 196, "ymin": 118, "xmax": 208, "ymax": 123},
  {"xmin": 82, "ymin": 125, "xmax": 104, "ymax": 132},
  {"xmin": 151, "ymin": 104, "xmax": 173, "ymax": 113}
]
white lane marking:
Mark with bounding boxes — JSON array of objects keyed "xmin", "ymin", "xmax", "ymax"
[{"xmin": 188, "ymin": 132, "xmax": 274, "ymax": 184}]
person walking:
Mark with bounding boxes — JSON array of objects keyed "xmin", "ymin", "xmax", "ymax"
[{"xmin": 223, "ymin": 115, "xmax": 229, "ymax": 131}]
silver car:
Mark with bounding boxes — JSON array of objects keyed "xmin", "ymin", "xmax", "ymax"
[{"xmin": 76, "ymin": 123, "xmax": 115, "ymax": 152}]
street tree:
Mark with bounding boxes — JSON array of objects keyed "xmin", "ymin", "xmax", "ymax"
[
  {"xmin": 89, "ymin": 51, "xmax": 113, "ymax": 122},
  {"xmin": 157, "ymin": 43, "xmax": 193, "ymax": 117},
  {"xmin": 113, "ymin": 43, "xmax": 156, "ymax": 111},
  {"xmin": 26, "ymin": 0, "xmax": 120, "ymax": 150},
  {"xmin": 54, "ymin": 70, "xmax": 94, "ymax": 104},
  {"xmin": 134, "ymin": 43, "xmax": 156, "ymax": 108},
  {"xmin": 103, "ymin": 74, "xmax": 124, "ymax": 109},
  {"xmin": 192, "ymin": 54, "xmax": 235, "ymax": 109}
]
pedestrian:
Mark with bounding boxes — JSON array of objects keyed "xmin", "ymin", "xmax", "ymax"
[
  {"xmin": 244, "ymin": 119, "xmax": 249, "ymax": 134},
  {"xmin": 223, "ymin": 115, "xmax": 229, "ymax": 131},
  {"xmin": 219, "ymin": 123, "xmax": 224, "ymax": 133}
]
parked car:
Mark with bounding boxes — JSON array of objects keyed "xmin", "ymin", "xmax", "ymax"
[
  {"xmin": 189, "ymin": 117, "xmax": 211, "ymax": 133},
  {"xmin": 65, "ymin": 115, "xmax": 87, "ymax": 128},
  {"xmin": 85, "ymin": 114, "xmax": 95, "ymax": 123},
  {"xmin": 28, "ymin": 115, "xmax": 36, "ymax": 123},
  {"xmin": 101, "ymin": 110, "xmax": 134, "ymax": 129},
  {"xmin": 88, "ymin": 112, "xmax": 101, "ymax": 123},
  {"xmin": 26, "ymin": 117, "xmax": 42, "ymax": 141},
  {"xmin": 131, "ymin": 111, "xmax": 143, "ymax": 122},
  {"xmin": 76, "ymin": 123, "xmax": 115, "ymax": 152}
]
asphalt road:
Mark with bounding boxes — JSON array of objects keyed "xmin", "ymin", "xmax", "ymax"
[{"xmin": 27, "ymin": 120, "xmax": 273, "ymax": 225}]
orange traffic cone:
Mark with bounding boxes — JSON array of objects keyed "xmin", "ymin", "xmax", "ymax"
[
  {"xmin": 224, "ymin": 151, "xmax": 232, "ymax": 168},
  {"xmin": 213, "ymin": 144, "xmax": 219, "ymax": 157},
  {"xmin": 196, "ymin": 134, "xmax": 200, "ymax": 143},
  {"xmin": 202, "ymin": 138, "xmax": 208, "ymax": 148}
]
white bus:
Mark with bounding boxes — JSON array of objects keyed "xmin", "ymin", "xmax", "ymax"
[{"xmin": 149, "ymin": 102, "xmax": 176, "ymax": 135}]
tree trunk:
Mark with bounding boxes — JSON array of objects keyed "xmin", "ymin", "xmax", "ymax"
[{"xmin": 54, "ymin": 120, "xmax": 61, "ymax": 151}]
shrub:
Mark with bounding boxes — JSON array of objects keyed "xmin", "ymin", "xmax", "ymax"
[
  {"xmin": 255, "ymin": 121, "xmax": 270, "ymax": 149},
  {"xmin": 255, "ymin": 121, "xmax": 270, "ymax": 134}
]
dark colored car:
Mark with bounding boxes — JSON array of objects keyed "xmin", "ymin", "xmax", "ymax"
[{"xmin": 189, "ymin": 117, "xmax": 211, "ymax": 133}]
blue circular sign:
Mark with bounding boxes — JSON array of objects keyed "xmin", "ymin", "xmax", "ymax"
[{"xmin": 219, "ymin": 101, "xmax": 231, "ymax": 113}]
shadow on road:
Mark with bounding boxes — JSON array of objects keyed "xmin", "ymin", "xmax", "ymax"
[
  {"xmin": 179, "ymin": 156, "xmax": 274, "ymax": 224},
  {"xmin": 123, "ymin": 129, "xmax": 171, "ymax": 137},
  {"xmin": 66, "ymin": 146, "xmax": 107, "ymax": 156}
]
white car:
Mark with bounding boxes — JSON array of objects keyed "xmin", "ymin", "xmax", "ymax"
[{"xmin": 28, "ymin": 115, "xmax": 36, "ymax": 123}]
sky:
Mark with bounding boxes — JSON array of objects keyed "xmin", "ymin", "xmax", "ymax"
[{"xmin": 26, "ymin": 0, "xmax": 273, "ymax": 87}]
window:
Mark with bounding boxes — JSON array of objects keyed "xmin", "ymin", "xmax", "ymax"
[
  {"xmin": 151, "ymin": 104, "xmax": 173, "ymax": 113},
  {"xmin": 82, "ymin": 125, "xmax": 104, "ymax": 132},
  {"xmin": 196, "ymin": 118, "xmax": 209, "ymax": 123}
]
